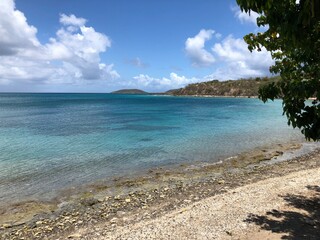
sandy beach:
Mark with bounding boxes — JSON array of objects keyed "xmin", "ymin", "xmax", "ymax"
[{"xmin": 1, "ymin": 142, "xmax": 320, "ymax": 240}]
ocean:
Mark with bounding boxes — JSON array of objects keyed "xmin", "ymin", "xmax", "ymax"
[{"xmin": 0, "ymin": 93, "xmax": 303, "ymax": 205}]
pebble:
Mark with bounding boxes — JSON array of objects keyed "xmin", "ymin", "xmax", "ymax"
[
  {"xmin": 35, "ymin": 221, "xmax": 43, "ymax": 226},
  {"xmin": 2, "ymin": 224, "xmax": 11, "ymax": 229},
  {"xmin": 44, "ymin": 226, "xmax": 53, "ymax": 231},
  {"xmin": 303, "ymin": 218, "xmax": 316, "ymax": 226},
  {"xmin": 179, "ymin": 208, "xmax": 188, "ymax": 213},
  {"xmin": 80, "ymin": 197, "xmax": 99, "ymax": 206},
  {"xmin": 2, "ymin": 147, "xmax": 320, "ymax": 240},
  {"xmin": 68, "ymin": 233, "xmax": 82, "ymax": 238}
]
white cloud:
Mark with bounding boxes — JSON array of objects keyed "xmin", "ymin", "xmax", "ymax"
[
  {"xmin": 131, "ymin": 73, "xmax": 199, "ymax": 91},
  {"xmin": 0, "ymin": 0, "xmax": 40, "ymax": 56},
  {"xmin": 0, "ymin": 0, "xmax": 118, "ymax": 87},
  {"xmin": 233, "ymin": 6, "xmax": 260, "ymax": 25},
  {"xmin": 129, "ymin": 33, "xmax": 273, "ymax": 91},
  {"xmin": 185, "ymin": 29, "xmax": 215, "ymax": 67},
  {"xmin": 60, "ymin": 14, "xmax": 87, "ymax": 27},
  {"xmin": 183, "ymin": 27, "xmax": 273, "ymax": 81},
  {"xmin": 215, "ymin": 33, "xmax": 222, "ymax": 39},
  {"xmin": 210, "ymin": 35, "xmax": 273, "ymax": 79}
]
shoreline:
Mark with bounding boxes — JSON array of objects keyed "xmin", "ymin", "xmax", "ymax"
[
  {"xmin": 0, "ymin": 140, "xmax": 306, "ymax": 209},
  {"xmin": 92, "ymin": 165, "xmax": 320, "ymax": 240},
  {"xmin": 1, "ymin": 141, "xmax": 319, "ymax": 239}
]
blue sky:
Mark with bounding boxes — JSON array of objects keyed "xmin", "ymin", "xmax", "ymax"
[{"xmin": 0, "ymin": 0, "xmax": 272, "ymax": 92}]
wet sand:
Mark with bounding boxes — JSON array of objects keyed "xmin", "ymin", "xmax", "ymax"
[{"xmin": 1, "ymin": 141, "xmax": 319, "ymax": 239}]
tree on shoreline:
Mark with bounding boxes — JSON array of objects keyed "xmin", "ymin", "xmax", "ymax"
[{"xmin": 236, "ymin": 0, "xmax": 320, "ymax": 140}]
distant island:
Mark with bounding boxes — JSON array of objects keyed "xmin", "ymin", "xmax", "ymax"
[
  {"xmin": 168, "ymin": 76, "xmax": 280, "ymax": 97},
  {"xmin": 111, "ymin": 77, "xmax": 280, "ymax": 97},
  {"xmin": 111, "ymin": 89, "xmax": 148, "ymax": 94}
]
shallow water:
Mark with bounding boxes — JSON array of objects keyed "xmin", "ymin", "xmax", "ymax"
[{"xmin": 0, "ymin": 93, "xmax": 304, "ymax": 204}]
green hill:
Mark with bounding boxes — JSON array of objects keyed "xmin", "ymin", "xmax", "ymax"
[
  {"xmin": 111, "ymin": 89, "xmax": 148, "ymax": 94},
  {"xmin": 168, "ymin": 77, "xmax": 280, "ymax": 97}
]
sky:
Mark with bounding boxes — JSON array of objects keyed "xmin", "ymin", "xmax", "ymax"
[{"xmin": 0, "ymin": 0, "xmax": 273, "ymax": 93}]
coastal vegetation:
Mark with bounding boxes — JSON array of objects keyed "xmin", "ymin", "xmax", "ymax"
[
  {"xmin": 111, "ymin": 89, "xmax": 148, "ymax": 94},
  {"xmin": 237, "ymin": 0, "xmax": 320, "ymax": 140},
  {"xmin": 167, "ymin": 76, "xmax": 280, "ymax": 97},
  {"xmin": 112, "ymin": 77, "xmax": 281, "ymax": 97}
]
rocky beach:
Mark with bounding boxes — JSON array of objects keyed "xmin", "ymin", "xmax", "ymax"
[
  {"xmin": 1, "ymin": 0, "xmax": 319, "ymax": 239},
  {"xmin": 1, "ymin": 142, "xmax": 320, "ymax": 239}
]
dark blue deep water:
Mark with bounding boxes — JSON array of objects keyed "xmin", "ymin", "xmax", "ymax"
[{"xmin": 0, "ymin": 93, "xmax": 303, "ymax": 204}]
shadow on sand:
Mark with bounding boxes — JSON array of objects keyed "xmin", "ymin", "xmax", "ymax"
[{"xmin": 245, "ymin": 185, "xmax": 320, "ymax": 240}]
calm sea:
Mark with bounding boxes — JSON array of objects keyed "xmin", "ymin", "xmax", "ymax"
[{"xmin": 0, "ymin": 93, "xmax": 303, "ymax": 204}]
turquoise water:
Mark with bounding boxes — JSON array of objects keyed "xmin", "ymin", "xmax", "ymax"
[{"xmin": 0, "ymin": 93, "xmax": 303, "ymax": 204}]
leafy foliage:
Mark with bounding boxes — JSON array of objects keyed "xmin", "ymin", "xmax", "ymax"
[
  {"xmin": 169, "ymin": 77, "xmax": 279, "ymax": 97},
  {"xmin": 237, "ymin": 0, "xmax": 320, "ymax": 140}
]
